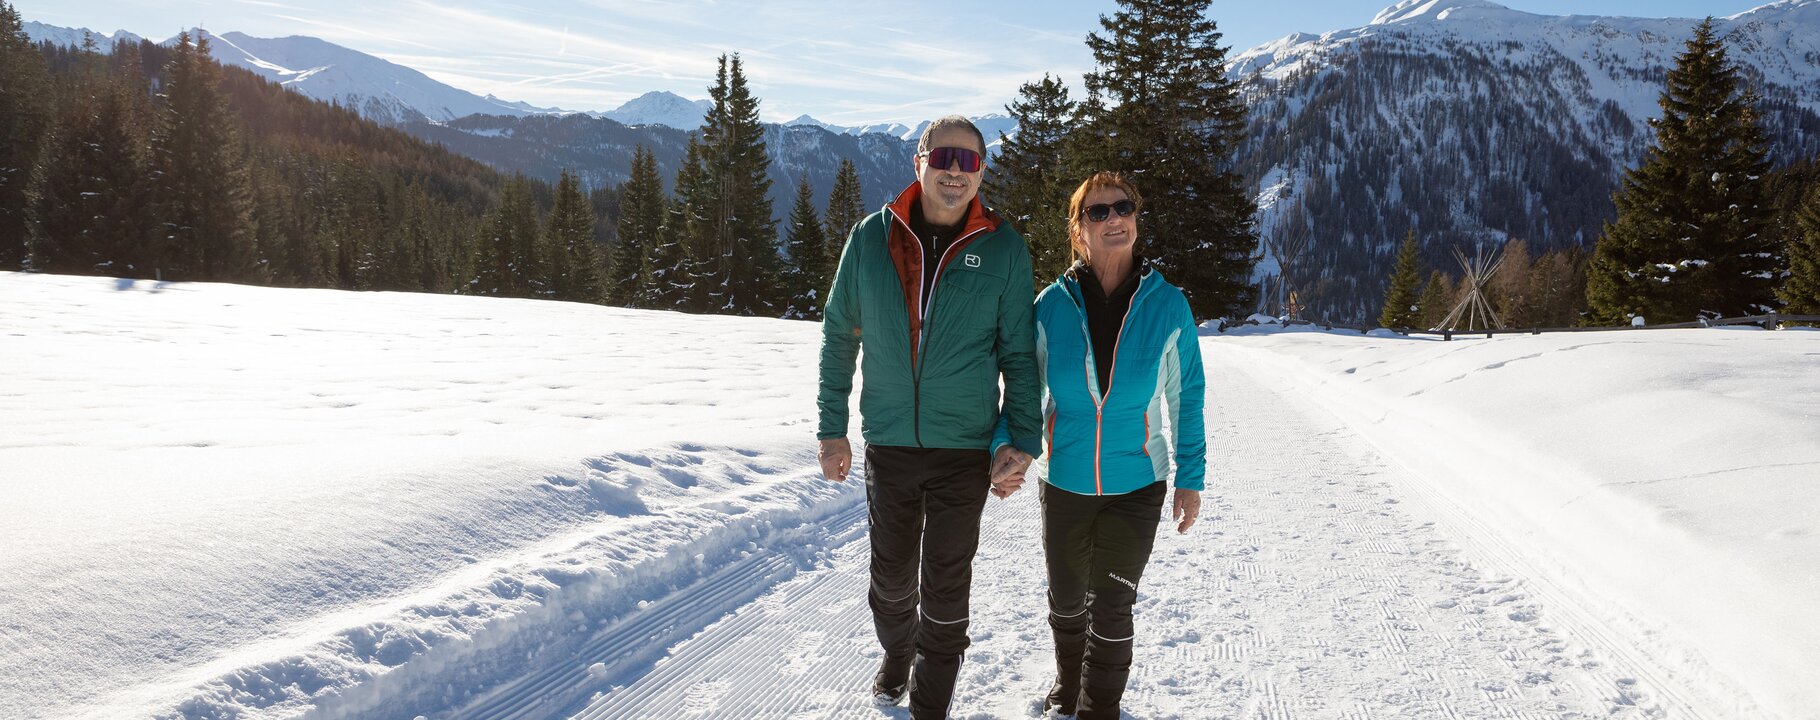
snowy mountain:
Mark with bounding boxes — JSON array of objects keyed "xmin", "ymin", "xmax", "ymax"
[
  {"xmin": 21, "ymin": 23, "xmax": 563, "ymax": 125},
  {"xmin": 20, "ymin": 21, "xmax": 142, "ymax": 50},
  {"xmin": 404, "ymin": 113, "xmax": 917, "ymax": 218},
  {"xmin": 1231, "ymin": 0, "xmax": 1820, "ymax": 321},
  {"xmin": 592, "ymin": 90, "xmax": 713, "ymax": 130}
]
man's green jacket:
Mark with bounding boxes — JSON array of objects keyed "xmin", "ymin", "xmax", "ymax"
[{"xmin": 817, "ymin": 181, "xmax": 1044, "ymax": 458}]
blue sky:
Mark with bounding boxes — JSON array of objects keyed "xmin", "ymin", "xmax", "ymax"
[{"xmin": 15, "ymin": 1, "xmax": 1770, "ymax": 125}]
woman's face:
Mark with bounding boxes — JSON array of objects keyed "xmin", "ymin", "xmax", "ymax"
[{"xmin": 1080, "ymin": 186, "xmax": 1138, "ymax": 264}]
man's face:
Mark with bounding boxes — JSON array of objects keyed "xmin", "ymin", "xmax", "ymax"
[{"xmin": 916, "ymin": 128, "xmax": 984, "ymax": 214}]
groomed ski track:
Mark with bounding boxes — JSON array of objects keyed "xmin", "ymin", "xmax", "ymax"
[{"xmin": 351, "ymin": 344, "xmax": 1754, "ymax": 720}]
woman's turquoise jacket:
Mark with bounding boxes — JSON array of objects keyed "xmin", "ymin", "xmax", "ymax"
[{"xmin": 994, "ymin": 266, "xmax": 1207, "ymax": 495}]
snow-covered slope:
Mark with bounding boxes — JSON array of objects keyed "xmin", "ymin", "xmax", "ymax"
[
  {"xmin": 1233, "ymin": 0, "xmax": 1820, "ymax": 321},
  {"xmin": 3, "ymin": 272, "xmax": 1814, "ymax": 719},
  {"xmin": 21, "ymin": 22, "xmax": 561, "ymax": 125},
  {"xmin": 20, "ymin": 21, "xmax": 142, "ymax": 50},
  {"xmin": 591, "ymin": 90, "xmax": 712, "ymax": 130}
]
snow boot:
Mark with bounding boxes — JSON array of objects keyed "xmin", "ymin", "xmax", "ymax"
[
  {"xmin": 871, "ymin": 652, "xmax": 913, "ymax": 705},
  {"xmin": 1044, "ymin": 605, "xmax": 1088, "ymax": 716}
]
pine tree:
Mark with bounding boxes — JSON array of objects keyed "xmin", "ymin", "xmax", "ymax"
[
  {"xmin": 546, "ymin": 169, "xmax": 602, "ymax": 303},
  {"xmin": 674, "ymin": 54, "xmax": 780, "ymax": 315},
  {"xmin": 473, "ymin": 175, "xmax": 540, "ymax": 297},
  {"xmin": 29, "ymin": 43, "xmax": 156, "ymax": 277},
  {"xmin": 1488, "ymin": 238, "xmax": 1535, "ymax": 326},
  {"xmin": 610, "ymin": 146, "xmax": 664, "ymax": 306},
  {"xmin": 1415, "ymin": 270, "xmax": 1455, "ymax": 330},
  {"xmin": 1072, "ymin": 0, "xmax": 1259, "ymax": 320},
  {"xmin": 1378, "ymin": 230, "xmax": 1422, "ymax": 328},
  {"xmin": 648, "ymin": 195, "xmax": 690, "ymax": 309},
  {"xmin": 0, "ymin": 1, "xmax": 52, "ymax": 268},
  {"xmin": 986, "ymin": 74, "xmax": 1076, "ymax": 287},
  {"xmin": 780, "ymin": 174, "xmax": 829, "ymax": 319},
  {"xmin": 149, "ymin": 32, "xmax": 256, "ymax": 282},
  {"xmin": 1780, "ymin": 188, "xmax": 1820, "ymax": 314},
  {"xmin": 822, "ymin": 157, "xmax": 866, "ymax": 271},
  {"xmin": 1587, "ymin": 18, "xmax": 1777, "ymax": 324}
]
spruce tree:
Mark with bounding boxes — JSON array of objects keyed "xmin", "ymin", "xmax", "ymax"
[
  {"xmin": 610, "ymin": 146, "xmax": 664, "ymax": 306},
  {"xmin": 473, "ymin": 175, "xmax": 540, "ymax": 297},
  {"xmin": 30, "ymin": 44, "xmax": 156, "ymax": 277},
  {"xmin": 781, "ymin": 174, "xmax": 829, "ymax": 319},
  {"xmin": 546, "ymin": 169, "xmax": 602, "ymax": 303},
  {"xmin": 1073, "ymin": 0, "xmax": 1258, "ymax": 320},
  {"xmin": 675, "ymin": 54, "xmax": 780, "ymax": 315},
  {"xmin": 1415, "ymin": 270, "xmax": 1454, "ymax": 330},
  {"xmin": 0, "ymin": 1, "xmax": 52, "ymax": 268},
  {"xmin": 986, "ymin": 74, "xmax": 1075, "ymax": 287},
  {"xmin": 823, "ymin": 157, "xmax": 866, "ymax": 270},
  {"xmin": 1587, "ymin": 18, "xmax": 1777, "ymax": 324},
  {"xmin": 1780, "ymin": 188, "xmax": 1820, "ymax": 314},
  {"xmin": 149, "ymin": 32, "xmax": 256, "ymax": 282},
  {"xmin": 648, "ymin": 195, "xmax": 690, "ymax": 309},
  {"xmin": 1378, "ymin": 230, "xmax": 1422, "ymax": 328}
]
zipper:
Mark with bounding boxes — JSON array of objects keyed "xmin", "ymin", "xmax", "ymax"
[
  {"xmin": 1069, "ymin": 271, "xmax": 1148, "ymax": 495},
  {"xmin": 886, "ymin": 206, "xmax": 987, "ymax": 448}
]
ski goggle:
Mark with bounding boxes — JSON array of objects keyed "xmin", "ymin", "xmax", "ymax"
[
  {"xmin": 920, "ymin": 146, "xmax": 983, "ymax": 173},
  {"xmin": 1082, "ymin": 199, "xmax": 1137, "ymax": 223}
]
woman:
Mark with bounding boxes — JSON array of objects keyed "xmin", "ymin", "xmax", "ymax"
[{"xmin": 993, "ymin": 171, "xmax": 1206, "ymax": 719}]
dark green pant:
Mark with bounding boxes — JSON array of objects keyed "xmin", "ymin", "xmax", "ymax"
[{"xmin": 1042, "ymin": 480, "xmax": 1166, "ymax": 720}]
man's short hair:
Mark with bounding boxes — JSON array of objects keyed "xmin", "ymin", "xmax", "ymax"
[{"xmin": 917, "ymin": 115, "xmax": 986, "ymax": 156}]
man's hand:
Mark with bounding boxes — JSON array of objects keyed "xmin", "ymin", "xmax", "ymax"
[
  {"xmin": 1172, "ymin": 488, "xmax": 1202, "ymax": 533},
  {"xmin": 990, "ymin": 446, "xmax": 1032, "ymax": 498},
  {"xmin": 819, "ymin": 438, "xmax": 852, "ymax": 482}
]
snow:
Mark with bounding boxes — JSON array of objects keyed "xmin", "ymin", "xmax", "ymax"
[{"xmin": 3, "ymin": 272, "xmax": 1815, "ymax": 719}]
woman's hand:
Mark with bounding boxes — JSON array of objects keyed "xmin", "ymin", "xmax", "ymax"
[{"xmin": 1171, "ymin": 488, "xmax": 1201, "ymax": 533}]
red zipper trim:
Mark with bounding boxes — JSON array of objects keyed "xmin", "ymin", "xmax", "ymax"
[{"xmin": 1088, "ymin": 279, "xmax": 1140, "ymax": 496}]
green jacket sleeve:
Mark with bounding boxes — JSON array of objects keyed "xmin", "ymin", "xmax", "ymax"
[
  {"xmin": 817, "ymin": 222, "xmax": 864, "ymax": 440},
  {"xmin": 996, "ymin": 234, "xmax": 1043, "ymax": 458}
]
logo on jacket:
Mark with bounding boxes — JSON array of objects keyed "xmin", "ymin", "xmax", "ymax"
[{"xmin": 964, "ymin": 254, "xmax": 981, "ymax": 268}]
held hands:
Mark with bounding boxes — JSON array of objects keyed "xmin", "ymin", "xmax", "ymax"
[
  {"xmin": 819, "ymin": 438, "xmax": 852, "ymax": 482},
  {"xmin": 989, "ymin": 447, "xmax": 1032, "ymax": 499},
  {"xmin": 1172, "ymin": 488, "xmax": 1202, "ymax": 534}
]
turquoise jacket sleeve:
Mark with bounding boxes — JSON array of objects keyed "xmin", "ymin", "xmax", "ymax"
[
  {"xmin": 1165, "ymin": 296, "xmax": 1207, "ymax": 490},
  {"xmin": 816, "ymin": 224, "xmax": 863, "ymax": 440}
]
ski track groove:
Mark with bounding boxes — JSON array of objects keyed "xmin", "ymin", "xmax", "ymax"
[{"xmin": 414, "ymin": 345, "xmax": 1729, "ymax": 719}]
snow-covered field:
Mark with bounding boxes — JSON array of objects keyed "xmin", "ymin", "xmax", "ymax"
[{"xmin": 2, "ymin": 272, "xmax": 1815, "ymax": 720}]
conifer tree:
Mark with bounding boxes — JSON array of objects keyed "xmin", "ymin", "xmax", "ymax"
[
  {"xmin": 781, "ymin": 174, "xmax": 829, "ymax": 319},
  {"xmin": 546, "ymin": 169, "xmax": 602, "ymax": 303},
  {"xmin": 674, "ymin": 54, "xmax": 780, "ymax": 315},
  {"xmin": 1378, "ymin": 230, "xmax": 1422, "ymax": 328},
  {"xmin": 1588, "ymin": 18, "xmax": 1777, "ymax": 324},
  {"xmin": 1415, "ymin": 270, "xmax": 1454, "ymax": 330},
  {"xmin": 648, "ymin": 195, "xmax": 690, "ymax": 309},
  {"xmin": 1780, "ymin": 188, "xmax": 1820, "ymax": 314},
  {"xmin": 473, "ymin": 175, "xmax": 540, "ymax": 297},
  {"xmin": 1072, "ymin": 0, "xmax": 1258, "ymax": 319},
  {"xmin": 149, "ymin": 32, "xmax": 256, "ymax": 282},
  {"xmin": 30, "ymin": 42, "xmax": 156, "ymax": 277},
  {"xmin": 986, "ymin": 74, "xmax": 1076, "ymax": 287},
  {"xmin": 611, "ymin": 146, "xmax": 664, "ymax": 306},
  {"xmin": 823, "ymin": 157, "xmax": 866, "ymax": 269},
  {"xmin": 0, "ymin": 1, "xmax": 53, "ymax": 268},
  {"xmin": 1488, "ymin": 239, "xmax": 1535, "ymax": 326}
]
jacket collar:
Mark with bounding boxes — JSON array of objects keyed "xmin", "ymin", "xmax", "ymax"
[
  {"xmin": 1060, "ymin": 257, "xmax": 1156, "ymax": 308},
  {"xmin": 884, "ymin": 180, "xmax": 1000, "ymax": 238}
]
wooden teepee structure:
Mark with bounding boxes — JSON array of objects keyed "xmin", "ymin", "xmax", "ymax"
[{"xmin": 1438, "ymin": 244, "xmax": 1506, "ymax": 331}]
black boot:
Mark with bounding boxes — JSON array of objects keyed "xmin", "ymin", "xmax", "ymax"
[
  {"xmin": 1044, "ymin": 606, "xmax": 1088, "ymax": 716},
  {"xmin": 871, "ymin": 652, "xmax": 913, "ymax": 706},
  {"xmin": 908, "ymin": 651, "xmax": 961, "ymax": 719}
]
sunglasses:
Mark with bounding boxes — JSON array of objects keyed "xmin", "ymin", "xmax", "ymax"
[
  {"xmin": 1082, "ymin": 199, "xmax": 1137, "ymax": 223},
  {"xmin": 920, "ymin": 146, "xmax": 983, "ymax": 173}
]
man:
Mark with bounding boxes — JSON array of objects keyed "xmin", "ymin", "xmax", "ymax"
[{"xmin": 817, "ymin": 115, "xmax": 1044, "ymax": 719}]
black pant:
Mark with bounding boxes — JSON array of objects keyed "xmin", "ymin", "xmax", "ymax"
[
  {"xmin": 864, "ymin": 444, "xmax": 992, "ymax": 720},
  {"xmin": 1042, "ymin": 480, "xmax": 1166, "ymax": 720}
]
